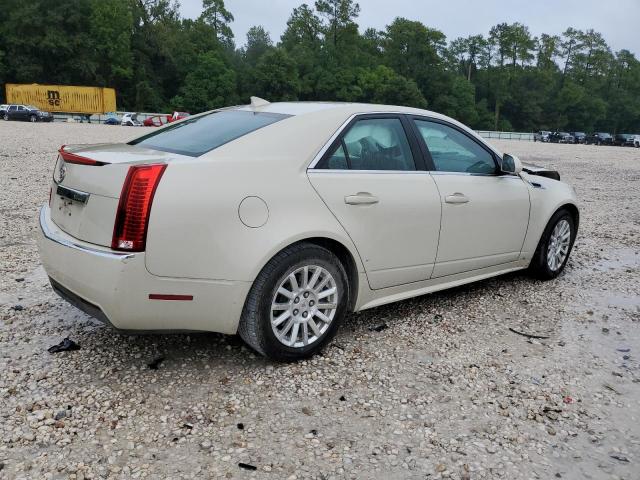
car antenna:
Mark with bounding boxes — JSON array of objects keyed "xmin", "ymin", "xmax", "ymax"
[{"xmin": 250, "ymin": 96, "xmax": 270, "ymax": 109}]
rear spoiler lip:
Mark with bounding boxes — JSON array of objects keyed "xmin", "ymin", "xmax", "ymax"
[{"xmin": 59, "ymin": 145, "xmax": 108, "ymax": 166}]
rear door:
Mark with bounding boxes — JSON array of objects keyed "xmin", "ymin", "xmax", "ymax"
[
  {"xmin": 411, "ymin": 117, "xmax": 530, "ymax": 278},
  {"xmin": 16, "ymin": 105, "xmax": 28, "ymax": 120},
  {"xmin": 308, "ymin": 114, "xmax": 441, "ymax": 290}
]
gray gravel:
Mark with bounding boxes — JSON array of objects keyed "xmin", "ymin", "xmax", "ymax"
[{"xmin": 1, "ymin": 122, "xmax": 639, "ymax": 479}]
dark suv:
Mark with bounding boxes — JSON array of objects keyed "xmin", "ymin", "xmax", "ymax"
[
  {"xmin": 585, "ymin": 132, "xmax": 613, "ymax": 145},
  {"xmin": 614, "ymin": 133, "xmax": 637, "ymax": 147},
  {"xmin": 569, "ymin": 132, "xmax": 586, "ymax": 144},
  {"xmin": 3, "ymin": 104, "xmax": 53, "ymax": 122},
  {"xmin": 549, "ymin": 132, "xmax": 574, "ymax": 144}
]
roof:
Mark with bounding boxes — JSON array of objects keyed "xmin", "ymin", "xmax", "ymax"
[{"xmin": 234, "ymin": 101, "xmax": 446, "ymax": 119}]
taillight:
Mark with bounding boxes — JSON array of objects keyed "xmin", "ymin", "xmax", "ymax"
[{"xmin": 112, "ymin": 164, "xmax": 167, "ymax": 252}]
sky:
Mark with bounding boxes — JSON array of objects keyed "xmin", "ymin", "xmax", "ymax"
[{"xmin": 179, "ymin": 0, "xmax": 640, "ymax": 55}]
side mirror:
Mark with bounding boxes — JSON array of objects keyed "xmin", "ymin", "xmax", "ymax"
[{"xmin": 501, "ymin": 153, "xmax": 523, "ymax": 175}]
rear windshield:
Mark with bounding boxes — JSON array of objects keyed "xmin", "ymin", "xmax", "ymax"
[{"xmin": 130, "ymin": 109, "xmax": 291, "ymax": 157}]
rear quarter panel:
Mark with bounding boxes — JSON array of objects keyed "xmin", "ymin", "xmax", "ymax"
[{"xmin": 144, "ymin": 108, "xmax": 366, "ymax": 282}]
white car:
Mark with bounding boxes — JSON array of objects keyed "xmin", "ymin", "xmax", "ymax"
[
  {"xmin": 38, "ymin": 100, "xmax": 579, "ymax": 360},
  {"xmin": 121, "ymin": 112, "xmax": 142, "ymax": 126}
]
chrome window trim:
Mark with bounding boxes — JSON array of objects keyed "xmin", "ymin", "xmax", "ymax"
[
  {"xmin": 307, "ymin": 111, "xmax": 505, "ymax": 173},
  {"xmin": 429, "ymin": 171, "xmax": 520, "ymax": 178},
  {"xmin": 39, "ymin": 206, "xmax": 134, "ymax": 261},
  {"xmin": 308, "ymin": 169, "xmax": 429, "ymax": 175}
]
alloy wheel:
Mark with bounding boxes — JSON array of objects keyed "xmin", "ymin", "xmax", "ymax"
[
  {"xmin": 270, "ymin": 265, "xmax": 338, "ymax": 348},
  {"xmin": 547, "ymin": 219, "xmax": 571, "ymax": 271}
]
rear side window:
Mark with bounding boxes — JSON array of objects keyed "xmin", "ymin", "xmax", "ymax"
[
  {"xmin": 316, "ymin": 117, "xmax": 416, "ymax": 171},
  {"xmin": 129, "ymin": 110, "xmax": 290, "ymax": 157}
]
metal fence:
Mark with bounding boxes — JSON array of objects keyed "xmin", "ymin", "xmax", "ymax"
[
  {"xmin": 477, "ymin": 131, "xmax": 534, "ymax": 141},
  {"xmin": 51, "ymin": 111, "xmax": 166, "ymax": 124}
]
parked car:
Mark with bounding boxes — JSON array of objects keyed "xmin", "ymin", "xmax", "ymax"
[
  {"xmin": 121, "ymin": 112, "xmax": 142, "ymax": 126},
  {"xmin": 569, "ymin": 132, "xmax": 586, "ymax": 144},
  {"xmin": 38, "ymin": 100, "xmax": 579, "ymax": 360},
  {"xmin": 103, "ymin": 113, "xmax": 120, "ymax": 125},
  {"xmin": 143, "ymin": 115, "xmax": 169, "ymax": 127},
  {"xmin": 167, "ymin": 111, "xmax": 190, "ymax": 123},
  {"xmin": 0, "ymin": 104, "xmax": 8, "ymax": 120},
  {"xmin": 613, "ymin": 133, "xmax": 638, "ymax": 147},
  {"xmin": 533, "ymin": 131, "xmax": 551, "ymax": 142},
  {"xmin": 3, "ymin": 104, "xmax": 53, "ymax": 122},
  {"xmin": 549, "ymin": 132, "xmax": 574, "ymax": 144},
  {"xmin": 584, "ymin": 132, "xmax": 613, "ymax": 145}
]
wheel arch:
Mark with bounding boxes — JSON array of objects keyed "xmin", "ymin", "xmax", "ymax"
[
  {"xmin": 559, "ymin": 202, "xmax": 579, "ymax": 232},
  {"xmin": 251, "ymin": 236, "xmax": 361, "ymax": 313}
]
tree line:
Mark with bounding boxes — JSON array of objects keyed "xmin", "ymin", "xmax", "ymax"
[{"xmin": 1, "ymin": 0, "xmax": 639, "ymax": 133}]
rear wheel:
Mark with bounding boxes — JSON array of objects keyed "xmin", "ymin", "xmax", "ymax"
[
  {"xmin": 528, "ymin": 209, "xmax": 576, "ymax": 280},
  {"xmin": 238, "ymin": 243, "xmax": 349, "ymax": 361}
]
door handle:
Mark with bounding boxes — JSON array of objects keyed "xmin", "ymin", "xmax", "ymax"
[
  {"xmin": 445, "ymin": 193, "xmax": 469, "ymax": 204},
  {"xmin": 344, "ymin": 193, "xmax": 379, "ymax": 205}
]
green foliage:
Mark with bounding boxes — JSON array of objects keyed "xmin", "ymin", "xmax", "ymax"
[
  {"xmin": 0, "ymin": 0, "xmax": 638, "ymax": 133},
  {"xmin": 200, "ymin": 0, "xmax": 234, "ymax": 47},
  {"xmin": 253, "ymin": 49, "xmax": 300, "ymax": 101},
  {"xmin": 171, "ymin": 52, "xmax": 237, "ymax": 112}
]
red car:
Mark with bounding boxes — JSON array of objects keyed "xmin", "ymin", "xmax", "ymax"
[
  {"xmin": 144, "ymin": 112, "xmax": 190, "ymax": 127},
  {"xmin": 167, "ymin": 111, "xmax": 190, "ymax": 123},
  {"xmin": 143, "ymin": 115, "xmax": 168, "ymax": 127}
]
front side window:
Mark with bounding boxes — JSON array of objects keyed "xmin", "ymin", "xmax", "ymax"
[
  {"xmin": 317, "ymin": 117, "xmax": 415, "ymax": 171},
  {"xmin": 130, "ymin": 109, "xmax": 291, "ymax": 157},
  {"xmin": 414, "ymin": 120, "xmax": 496, "ymax": 174}
]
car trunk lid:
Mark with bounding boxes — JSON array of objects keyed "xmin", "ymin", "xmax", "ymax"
[{"xmin": 50, "ymin": 143, "xmax": 182, "ymax": 247}]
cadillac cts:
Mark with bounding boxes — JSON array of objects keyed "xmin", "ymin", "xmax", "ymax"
[{"xmin": 38, "ymin": 100, "xmax": 579, "ymax": 360}]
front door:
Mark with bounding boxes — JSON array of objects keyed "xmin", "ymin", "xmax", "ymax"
[
  {"xmin": 309, "ymin": 115, "xmax": 442, "ymax": 290},
  {"xmin": 412, "ymin": 118, "xmax": 530, "ymax": 278}
]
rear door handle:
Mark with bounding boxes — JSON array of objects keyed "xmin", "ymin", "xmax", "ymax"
[
  {"xmin": 445, "ymin": 193, "xmax": 469, "ymax": 204},
  {"xmin": 345, "ymin": 193, "xmax": 379, "ymax": 205}
]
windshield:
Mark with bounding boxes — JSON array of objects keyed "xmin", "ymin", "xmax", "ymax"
[
  {"xmin": 598, "ymin": 133, "xmax": 611, "ymax": 138},
  {"xmin": 130, "ymin": 109, "xmax": 291, "ymax": 157},
  {"xmin": 26, "ymin": 105, "xmax": 38, "ymax": 110}
]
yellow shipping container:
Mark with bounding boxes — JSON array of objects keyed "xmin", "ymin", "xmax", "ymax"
[{"xmin": 5, "ymin": 83, "xmax": 116, "ymax": 114}]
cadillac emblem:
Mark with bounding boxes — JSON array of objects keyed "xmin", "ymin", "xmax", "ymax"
[{"xmin": 55, "ymin": 160, "xmax": 66, "ymax": 183}]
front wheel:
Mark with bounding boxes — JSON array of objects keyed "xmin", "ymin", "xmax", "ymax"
[
  {"xmin": 29, "ymin": 115, "xmax": 37, "ymax": 123},
  {"xmin": 238, "ymin": 243, "xmax": 349, "ymax": 361},
  {"xmin": 528, "ymin": 209, "xmax": 576, "ymax": 280}
]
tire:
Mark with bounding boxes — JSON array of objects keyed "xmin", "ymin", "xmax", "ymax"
[
  {"xmin": 29, "ymin": 115, "xmax": 37, "ymax": 123},
  {"xmin": 238, "ymin": 243, "xmax": 349, "ymax": 361},
  {"xmin": 528, "ymin": 209, "xmax": 576, "ymax": 280},
  {"xmin": 3, "ymin": 114, "xmax": 8, "ymax": 121}
]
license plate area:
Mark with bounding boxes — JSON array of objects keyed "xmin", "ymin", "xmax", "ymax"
[{"xmin": 56, "ymin": 184, "xmax": 90, "ymax": 204}]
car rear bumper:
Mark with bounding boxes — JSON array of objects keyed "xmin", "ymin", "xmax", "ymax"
[{"xmin": 37, "ymin": 205, "xmax": 251, "ymax": 334}]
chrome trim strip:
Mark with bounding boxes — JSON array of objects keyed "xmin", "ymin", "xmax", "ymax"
[
  {"xmin": 56, "ymin": 184, "xmax": 90, "ymax": 204},
  {"xmin": 308, "ymin": 169, "xmax": 428, "ymax": 175},
  {"xmin": 39, "ymin": 206, "xmax": 134, "ymax": 260},
  {"xmin": 430, "ymin": 171, "xmax": 521, "ymax": 178}
]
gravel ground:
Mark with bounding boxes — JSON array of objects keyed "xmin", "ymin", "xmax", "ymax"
[{"xmin": 1, "ymin": 122, "xmax": 639, "ymax": 480}]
